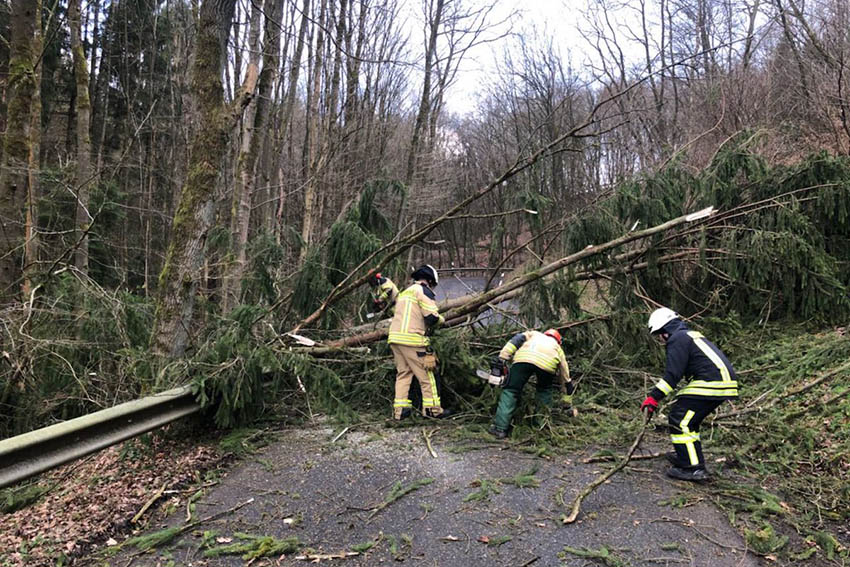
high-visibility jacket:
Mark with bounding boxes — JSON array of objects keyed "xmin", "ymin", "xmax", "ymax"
[
  {"xmin": 499, "ymin": 330, "xmax": 570, "ymax": 389},
  {"xmin": 650, "ymin": 320, "xmax": 738, "ymax": 400},
  {"xmin": 373, "ymin": 277, "xmax": 399, "ymax": 311},
  {"xmin": 387, "ymin": 282, "xmax": 444, "ymax": 347}
]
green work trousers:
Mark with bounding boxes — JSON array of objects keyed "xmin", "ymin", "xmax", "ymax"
[{"xmin": 492, "ymin": 362, "xmax": 555, "ymax": 432}]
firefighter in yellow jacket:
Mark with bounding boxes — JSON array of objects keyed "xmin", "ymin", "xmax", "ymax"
[
  {"xmin": 387, "ymin": 265, "xmax": 446, "ymax": 419},
  {"xmin": 368, "ymin": 272, "xmax": 399, "ymax": 317},
  {"xmin": 489, "ymin": 328, "xmax": 574, "ymax": 438}
]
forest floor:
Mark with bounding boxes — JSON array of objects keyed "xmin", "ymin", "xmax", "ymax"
[{"xmin": 86, "ymin": 420, "xmax": 779, "ymax": 567}]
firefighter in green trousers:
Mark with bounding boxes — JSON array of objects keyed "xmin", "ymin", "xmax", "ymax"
[
  {"xmin": 367, "ymin": 272, "xmax": 399, "ymax": 317},
  {"xmin": 489, "ymin": 328, "xmax": 574, "ymax": 439}
]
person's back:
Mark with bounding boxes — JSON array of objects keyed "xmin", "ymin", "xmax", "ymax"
[{"xmin": 388, "ymin": 282, "xmax": 438, "ymax": 347}]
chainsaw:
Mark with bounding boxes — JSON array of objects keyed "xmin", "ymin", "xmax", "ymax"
[{"xmin": 476, "ymin": 368, "xmax": 507, "ymax": 387}]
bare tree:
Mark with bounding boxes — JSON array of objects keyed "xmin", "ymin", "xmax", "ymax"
[{"xmin": 0, "ymin": 0, "xmax": 41, "ymax": 302}]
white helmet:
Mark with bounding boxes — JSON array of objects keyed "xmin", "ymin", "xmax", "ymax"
[{"xmin": 647, "ymin": 307, "xmax": 679, "ymax": 334}]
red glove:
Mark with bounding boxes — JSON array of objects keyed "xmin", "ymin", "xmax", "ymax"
[{"xmin": 641, "ymin": 396, "xmax": 658, "ymax": 415}]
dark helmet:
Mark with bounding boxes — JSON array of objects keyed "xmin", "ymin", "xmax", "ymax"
[{"xmin": 411, "ymin": 264, "xmax": 439, "ymax": 287}]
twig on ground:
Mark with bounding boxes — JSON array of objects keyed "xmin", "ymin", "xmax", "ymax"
[
  {"xmin": 423, "ymin": 429, "xmax": 437, "ymax": 458},
  {"xmin": 562, "ymin": 413, "xmax": 650, "ymax": 524},
  {"xmin": 132, "ymin": 482, "xmax": 167, "ymax": 524}
]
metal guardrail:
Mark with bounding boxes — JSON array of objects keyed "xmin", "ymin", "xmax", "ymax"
[{"xmin": 0, "ymin": 386, "xmax": 199, "ymax": 489}]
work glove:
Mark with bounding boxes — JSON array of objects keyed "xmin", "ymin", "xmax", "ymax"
[
  {"xmin": 640, "ymin": 396, "xmax": 658, "ymax": 416},
  {"xmin": 371, "ymin": 298, "xmax": 387, "ymax": 312}
]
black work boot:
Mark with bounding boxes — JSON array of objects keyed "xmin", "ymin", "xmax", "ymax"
[
  {"xmin": 488, "ymin": 425, "xmax": 508, "ymax": 439},
  {"xmin": 425, "ymin": 408, "xmax": 454, "ymax": 419},
  {"xmin": 666, "ymin": 451, "xmax": 684, "ymax": 467},
  {"xmin": 666, "ymin": 466, "xmax": 710, "ymax": 482},
  {"xmin": 400, "ymin": 408, "xmax": 411, "ymax": 420}
]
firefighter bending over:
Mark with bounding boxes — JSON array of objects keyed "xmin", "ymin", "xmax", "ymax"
[
  {"xmin": 387, "ymin": 265, "xmax": 448, "ymax": 419},
  {"xmin": 368, "ymin": 272, "xmax": 399, "ymax": 317},
  {"xmin": 489, "ymin": 328, "xmax": 574, "ymax": 439},
  {"xmin": 642, "ymin": 307, "xmax": 739, "ymax": 482}
]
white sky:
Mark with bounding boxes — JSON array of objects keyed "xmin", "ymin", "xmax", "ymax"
[
  {"xmin": 441, "ymin": 0, "xmax": 595, "ymax": 115},
  {"xmin": 424, "ymin": 0, "xmax": 647, "ymax": 115}
]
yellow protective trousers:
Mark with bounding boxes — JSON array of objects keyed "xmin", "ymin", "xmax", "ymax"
[{"xmin": 390, "ymin": 344, "xmax": 442, "ymax": 419}]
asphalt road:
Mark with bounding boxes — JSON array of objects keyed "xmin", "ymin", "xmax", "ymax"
[{"xmin": 118, "ymin": 423, "xmax": 765, "ymax": 567}]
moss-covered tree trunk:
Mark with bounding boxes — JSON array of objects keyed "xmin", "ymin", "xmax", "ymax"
[
  {"xmin": 0, "ymin": 0, "xmax": 41, "ymax": 303},
  {"xmin": 151, "ymin": 0, "xmax": 239, "ymax": 357},
  {"xmin": 69, "ymin": 0, "xmax": 92, "ymax": 274}
]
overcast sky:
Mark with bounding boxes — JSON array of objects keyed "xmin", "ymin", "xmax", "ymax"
[{"xmin": 423, "ymin": 0, "xmax": 644, "ymax": 115}]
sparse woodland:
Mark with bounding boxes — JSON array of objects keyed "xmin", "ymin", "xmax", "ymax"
[{"xmin": 1, "ymin": 0, "xmax": 849, "ymax": 561}]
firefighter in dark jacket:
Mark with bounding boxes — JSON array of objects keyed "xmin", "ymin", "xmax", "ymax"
[
  {"xmin": 367, "ymin": 272, "xmax": 399, "ymax": 317},
  {"xmin": 387, "ymin": 265, "xmax": 447, "ymax": 419},
  {"xmin": 642, "ymin": 307, "xmax": 739, "ymax": 482},
  {"xmin": 489, "ymin": 328, "xmax": 575, "ymax": 439}
]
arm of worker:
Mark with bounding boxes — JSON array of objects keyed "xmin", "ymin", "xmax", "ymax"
[
  {"xmin": 418, "ymin": 285, "xmax": 444, "ymax": 327},
  {"xmin": 498, "ymin": 332, "xmax": 530, "ymax": 361},
  {"xmin": 556, "ymin": 347, "xmax": 575, "ymax": 402},
  {"xmin": 649, "ymin": 332, "xmax": 688, "ymax": 400}
]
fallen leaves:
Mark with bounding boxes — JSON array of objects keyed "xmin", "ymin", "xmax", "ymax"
[{"xmin": 0, "ymin": 434, "xmax": 221, "ymax": 567}]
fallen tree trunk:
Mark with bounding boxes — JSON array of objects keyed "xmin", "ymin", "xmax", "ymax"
[{"xmin": 319, "ymin": 209, "xmax": 715, "ymax": 348}]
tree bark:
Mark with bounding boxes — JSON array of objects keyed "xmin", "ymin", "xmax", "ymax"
[
  {"xmin": 299, "ymin": 0, "xmax": 328, "ymax": 261},
  {"xmin": 70, "ymin": 0, "xmax": 92, "ymax": 274},
  {"xmin": 150, "ymin": 0, "xmax": 257, "ymax": 357},
  {"xmin": 222, "ymin": 0, "xmax": 264, "ymax": 312},
  {"xmin": 0, "ymin": 0, "xmax": 41, "ymax": 302}
]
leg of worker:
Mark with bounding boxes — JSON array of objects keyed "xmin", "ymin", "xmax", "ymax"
[
  {"xmin": 534, "ymin": 369, "xmax": 555, "ymax": 407},
  {"xmin": 668, "ymin": 397, "xmax": 724, "ymax": 468},
  {"xmin": 492, "ymin": 362, "xmax": 535, "ymax": 432},
  {"xmin": 390, "ymin": 345, "xmax": 414, "ymax": 419},
  {"xmin": 401, "ymin": 347, "xmax": 443, "ymax": 417}
]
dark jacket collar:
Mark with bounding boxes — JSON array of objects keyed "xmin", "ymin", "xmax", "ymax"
[{"xmin": 661, "ymin": 318, "xmax": 688, "ymax": 335}]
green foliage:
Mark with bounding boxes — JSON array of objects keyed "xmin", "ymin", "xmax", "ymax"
[
  {"xmin": 561, "ymin": 142, "xmax": 850, "ymax": 325},
  {"xmin": 123, "ymin": 527, "xmax": 182, "ymax": 551},
  {"xmin": 745, "ymin": 523, "xmax": 789, "ymax": 555},
  {"xmin": 0, "ymin": 272, "xmax": 155, "ymax": 436},
  {"xmin": 502, "ymin": 464, "xmax": 541, "ymax": 488},
  {"xmin": 242, "ymin": 231, "xmax": 285, "ymax": 305},
  {"xmin": 560, "ymin": 545, "xmax": 625, "ymax": 566},
  {"xmin": 291, "ymin": 179, "xmax": 405, "ymax": 325},
  {"xmin": 463, "ymin": 479, "xmax": 501, "ymax": 502},
  {"xmin": 187, "ymin": 306, "xmax": 277, "ymax": 427},
  {"xmin": 203, "ymin": 533, "xmax": 299, "ymax": 559},
  {"xmin": 0, "ymin": 482, "xmax": 50, "ymax": 514}
]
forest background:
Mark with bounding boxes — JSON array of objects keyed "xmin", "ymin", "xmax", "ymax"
[{"xmin": 1, "ymin": 0, "xmax": 850, "ymax": 560}]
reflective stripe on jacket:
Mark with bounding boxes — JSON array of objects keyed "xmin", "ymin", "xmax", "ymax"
[
  {"xmin": 387, "ymin": 283, "xmax": 444, "ymax": 347},
  {"xmin": 651, "ymin": 320, "xmax": 738, "ymax": 400},
  {"xmin": 375, "ymin": 278, "xmax": 399, "ymax": 305},
  {"xmin": 500, "ymin": 330, "xmax": 570, "ymax": 384}
]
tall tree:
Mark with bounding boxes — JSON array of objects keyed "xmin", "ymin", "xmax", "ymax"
[
  {"xmin": 0, "ymin": 0, "xmax": 41, "ymax": 302},
  {"xmin": 69, "ymin": 0, "xmax": 92, "ymax": 274},
  {"xmin": 151, "ymin": 0, "xmax": 257, "ymax": 357}
]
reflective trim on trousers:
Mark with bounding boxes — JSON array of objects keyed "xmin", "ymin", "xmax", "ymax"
[{"xmin": 672, "ymin": 410, "xmax": 699, "ymax": 466}]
